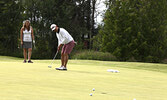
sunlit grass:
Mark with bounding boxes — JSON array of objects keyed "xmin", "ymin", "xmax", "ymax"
[{"xmin": 0, "ymin": 56, "xmax": 167, "ymax": 100}]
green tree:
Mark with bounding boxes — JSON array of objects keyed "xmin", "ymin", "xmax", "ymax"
[
  {"xmin": 0, "ymin": 0, "xmax": 102, "ymax": 59},
  {"xmin": 20, "ymin": 0, "xmax": 96, "ymax": 58},
  {"xmin": 138, "ymin": 0, "xmax": 167, "ymax": 62},
  {"xmin": 100, "ymin": 0, "xmax": 167, "ymax": 62},
  {"xmin": 0, "ymin": 0, "xmax": 23, "ymax": 56}
]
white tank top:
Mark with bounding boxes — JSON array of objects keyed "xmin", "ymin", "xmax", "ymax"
[{"xmin": 23, "ymin": 29, "xmax": 32, "ymax": 42}]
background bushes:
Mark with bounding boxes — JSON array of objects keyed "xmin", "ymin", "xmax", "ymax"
[{"xmin": 71, "ymin": 50, "xmax": 117, "ymax": 61}]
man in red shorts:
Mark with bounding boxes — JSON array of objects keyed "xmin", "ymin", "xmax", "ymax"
[{"xmin": 50, "ymin": 24, "xmax": 75, "ymax": 71}]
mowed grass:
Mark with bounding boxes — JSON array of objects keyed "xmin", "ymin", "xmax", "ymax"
[{"xmin": 0, "ymin": 56, "xmax": 167, "ymax": 100}]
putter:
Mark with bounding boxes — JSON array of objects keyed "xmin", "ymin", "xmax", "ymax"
[{"xmin": 48, "ymin": 50, "xmax": 58, "ymax": 68}]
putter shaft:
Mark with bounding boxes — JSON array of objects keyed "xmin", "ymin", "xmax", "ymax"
[{"xmin": 48, "ymin": 51, "xmax": 58, "ymax": 67}]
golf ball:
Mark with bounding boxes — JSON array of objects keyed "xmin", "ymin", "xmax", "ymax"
[
  {"xmin": 133, "ymin": 98, "xmax": 136, "ymax": 100},
  {"xmin": 48, "ymin": 66, "xmax": 52, "ymax": 68},
  {"xmin": 92, "ymin": 88, "xmax": 95, "ymax": 91},
  {"xmin": 89, "ymin": 93, "xmax": 93, "ymax": 96}
]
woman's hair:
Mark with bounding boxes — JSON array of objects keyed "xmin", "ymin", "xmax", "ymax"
[{"xmin": 22, "ymin": 20, "xmax": 31, "ymax": 31}]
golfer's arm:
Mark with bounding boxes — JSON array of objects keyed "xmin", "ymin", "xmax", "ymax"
[{"xmin": 58, "ymin": 44, "xmax": 63, "ymax": 51}]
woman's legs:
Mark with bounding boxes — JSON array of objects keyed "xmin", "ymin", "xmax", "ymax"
[
  {"xmin": 23, "ymin": 42, "xmax": 33, "ymax": 63},
  {"xmin": 23, "ymin": 48, "xmax": 27, "ymax": 62},
  {"xmin": 28, "ymin": 48, "xmax": 32, "ymax": 61}
]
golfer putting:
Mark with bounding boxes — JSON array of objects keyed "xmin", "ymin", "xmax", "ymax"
[{"xmin": 50, "ymin": 24, "xmax": 75, "ymax": 70}]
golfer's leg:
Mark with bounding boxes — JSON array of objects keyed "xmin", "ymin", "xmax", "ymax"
[
  {"xmin": 23, "ymin": 48, "xmax": 27, "ymax": 60},
  {"xmin": 28, "ymin": 48, "xmax": 32, "ymax": 61},
  {"xmin": 64, "ymin": 53, "xmax": 69, "ymax": 68},
  {"xmin": 61, "ymin": 53, "xmax": 65, "ymax": 67}
]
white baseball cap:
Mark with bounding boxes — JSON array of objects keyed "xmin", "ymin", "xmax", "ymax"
[{"xmin": 50, "ymin": 24, "xmax": 57, "ymax": 31}]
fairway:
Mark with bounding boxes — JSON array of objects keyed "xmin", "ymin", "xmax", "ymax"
[{"xmin": 0, "ymin": 56, "xmax": 167, "ymax": 100}]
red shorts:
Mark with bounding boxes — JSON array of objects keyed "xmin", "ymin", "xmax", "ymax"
[{"xmin": 61, "ymin": 41, "xmax": 75, "ymax": 54}]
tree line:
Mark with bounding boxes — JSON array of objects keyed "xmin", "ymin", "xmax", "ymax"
[
  {"xmin": 1, "ymin": 0, "xmax": 167, "ymax": 63},
  {"xmin": 0, "ymin": 0, "xmax": 98, "ymax": 58},
  {"xmin": 96, "ymin": 0, "xmax": 167, "ymax": 62}
]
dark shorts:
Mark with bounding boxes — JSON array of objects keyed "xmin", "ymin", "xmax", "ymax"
[
  {"xmin": 23, "ymin": 42, "xmax": 32, "ymax": 49},
  {"xmin": 61, "ymin": 41, "xmax": 75, "ymax": 54}
]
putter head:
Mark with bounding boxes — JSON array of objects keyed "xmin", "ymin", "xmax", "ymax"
[{"xmin": 48, "ymin": 65, "xmax": 52, "ymax": 68}]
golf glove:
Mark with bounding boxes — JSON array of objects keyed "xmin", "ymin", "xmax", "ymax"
[{"xmin": 33, "ymin": 40, "xmax": 35, "ymax": 44}]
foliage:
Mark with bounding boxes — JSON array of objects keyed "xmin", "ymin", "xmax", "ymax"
[
  {"xmin": 0, "ymin": 0, "xmax": 97, "ymax": 58},
  {"xmin": 0, "ymin": 0, "xmax": 24, "ymax": 56},
  {"xmin": 1, "ymin": 0, "xmax": 167, "ymax": 63},
  {"xmin": 71, "ymin": 50, "xmax": 117, "ymax": 61},
  {"xmin": 100, "ymin": 0, "xmax": 167, "ymax": 62}
]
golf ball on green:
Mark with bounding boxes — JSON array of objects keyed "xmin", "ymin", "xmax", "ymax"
[
  {"xmin": 48, "ymin": 66, "xmax": 52, "ymax": 68},
  {"xmin": 90, "ymin": 93, "xmax": 93, "ymax": 96}
]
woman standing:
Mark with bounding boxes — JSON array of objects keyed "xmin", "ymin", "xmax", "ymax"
[{"xmin": 20, "ymin": 20, "xmax": 35, "ymax": 63}]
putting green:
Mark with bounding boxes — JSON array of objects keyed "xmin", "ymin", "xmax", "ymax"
[{"xmin": 0, "ymin": 56, "xmax": 167, "ymax": 100}]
